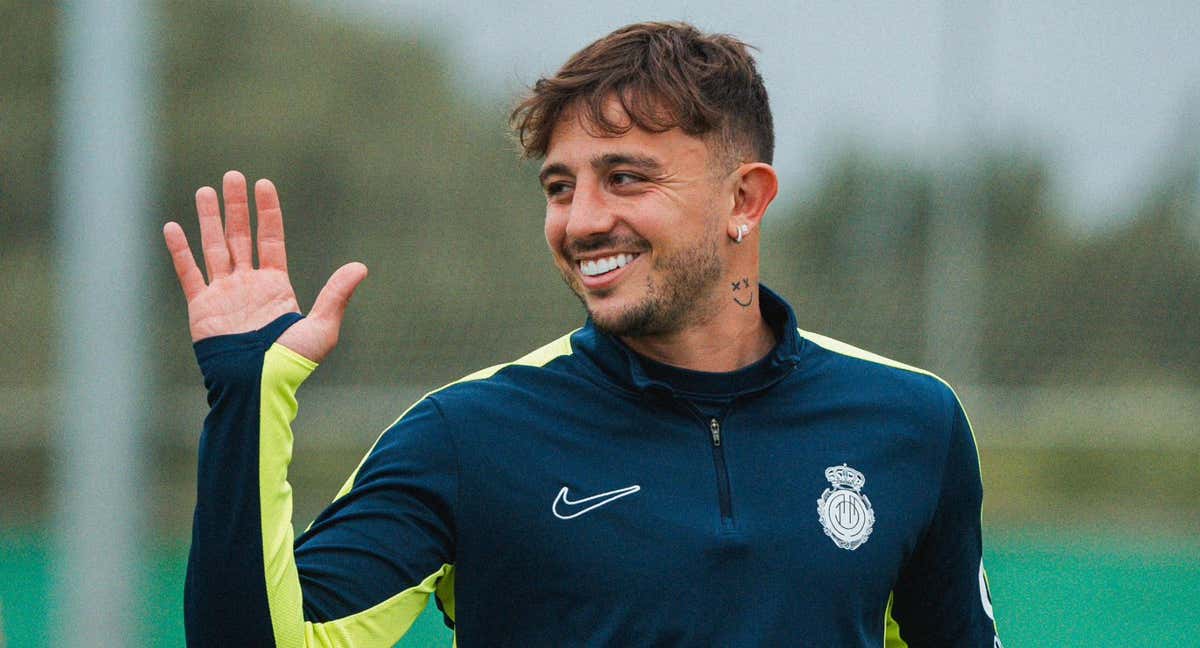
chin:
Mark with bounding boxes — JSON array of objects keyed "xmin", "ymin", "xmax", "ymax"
[
  {"xmin": 584, "ymin": 293, "xmax": 680, "ymax": 338},
  {"xmin": 558, "ymin": 253, "xmax": 720, "ymax": 338}
]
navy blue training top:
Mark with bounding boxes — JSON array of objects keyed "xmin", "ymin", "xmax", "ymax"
[{"xmin": 184, "ymin": 286, "xmax": 1001, "ymax": 647}]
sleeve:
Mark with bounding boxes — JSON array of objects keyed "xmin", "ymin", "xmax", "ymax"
[
  {"xmin": 184, "ymin": 314, "xmax": 457, "ymax": 647},
  {"xmin": 887, "ymin": 390, "xmax": 1001, "ymax": 647}
]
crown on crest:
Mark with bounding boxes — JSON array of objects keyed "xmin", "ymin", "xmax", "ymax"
[{"xmin": 825, "ymin": 464, "xmax": 866, "ymax": 490}]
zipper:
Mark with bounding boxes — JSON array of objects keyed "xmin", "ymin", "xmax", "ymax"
[
  {"xmin": 677, "ymin": 401, "xmax": 737, "ymax": 530},
  {"xmin": 708, "ymin": 417, "xmax": 734, "ymax": 528}
]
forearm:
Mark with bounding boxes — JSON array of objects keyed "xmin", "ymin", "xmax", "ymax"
[
  {"xmin": 184, "ymin": 313, "xmax": 457, "ymax": 647},
  {"xmin": 186, "ymin": 313, "xmax": 306, "ymax": 646}
]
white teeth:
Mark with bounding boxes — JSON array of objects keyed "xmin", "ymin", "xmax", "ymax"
[{"xmin": 579, "ymin": 253, "xmax": 635, "ymax": 277}]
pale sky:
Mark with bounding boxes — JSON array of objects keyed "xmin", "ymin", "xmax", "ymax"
[{"xmin": 322, "ymin": 1, "xmax": 1200, "ymax": 230}]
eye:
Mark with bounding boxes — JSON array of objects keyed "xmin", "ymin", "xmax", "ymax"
[
  {"xmin": 609, "ymin": 172, "xmax": 643, "ymax": 187},
  {"xmin": 543, "ymin": 181, "xmax": 573, "ymax": 200}
]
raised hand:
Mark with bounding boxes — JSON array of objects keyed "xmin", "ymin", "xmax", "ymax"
[{"xmin": 163, "ymin": 170, "xmax": 367, "ymax": 363}]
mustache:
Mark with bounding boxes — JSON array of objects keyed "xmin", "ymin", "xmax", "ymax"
[{"xmin": 564, "ymin": 234, "xmax": 650, "ymax": 257}]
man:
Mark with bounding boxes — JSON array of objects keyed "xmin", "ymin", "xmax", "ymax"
[{"xmin": 165, "ymin": 22, "xmax": 1001, "ymax": 647}]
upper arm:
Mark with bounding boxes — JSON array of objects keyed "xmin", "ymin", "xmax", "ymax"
[
  {"xmin": 289, "ymin": 396, "xmax": 459, "ymax": 643},
  {"xmin": 888, "ymin": 392, "xmax": 1000, "ymax": 647}
]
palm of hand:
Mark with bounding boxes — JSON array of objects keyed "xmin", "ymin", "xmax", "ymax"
[
  {"xmin": 186, "ymin": 269, "xmax": 299, "ymax": 340},
  {"xmin": 164, "ymin": 171, "xmax": 366, "ymax": 363}
]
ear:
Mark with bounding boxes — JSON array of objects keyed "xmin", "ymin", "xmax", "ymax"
[{"xmin": 726, "ymin": 163, "xmax": 779, "ymax": 241}]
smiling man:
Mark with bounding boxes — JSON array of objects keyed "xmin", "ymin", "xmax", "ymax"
[{"xmin": 168, "ymin": 22, "xmax": 1001, "ymax": 647}]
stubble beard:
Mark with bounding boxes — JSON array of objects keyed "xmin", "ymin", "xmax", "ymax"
[{"xmin": 559, "ymin": 231, "xmax": 724, "ymax": 338}]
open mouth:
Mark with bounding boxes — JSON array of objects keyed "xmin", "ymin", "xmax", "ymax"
[{"xmin": 578, "ymin": 252, "xmax": 639, "ymax": 278}]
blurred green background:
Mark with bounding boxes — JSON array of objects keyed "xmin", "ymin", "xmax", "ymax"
[{"xmin": 1, "ymin": 1, "xmax": 1197, "ymax": 646}]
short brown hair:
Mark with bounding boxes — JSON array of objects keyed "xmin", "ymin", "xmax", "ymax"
[{"xmin": 510, "ymin": 22, "xmax": 774, "ymax": 165}]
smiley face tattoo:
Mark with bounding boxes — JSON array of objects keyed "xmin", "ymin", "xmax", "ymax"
[{"xmin": 731, "ymin": 277, "xmax": 753, "ymax": 307}]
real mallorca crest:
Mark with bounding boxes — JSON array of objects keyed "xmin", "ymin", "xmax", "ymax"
[{"xmin": 817, "ymin": 464, "xmax": 875, "ymax": 551}]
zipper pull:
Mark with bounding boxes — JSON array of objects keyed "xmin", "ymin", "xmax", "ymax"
[{"xmin": 710, "ymin": 418, "xmax": 721, "ymax": 447}]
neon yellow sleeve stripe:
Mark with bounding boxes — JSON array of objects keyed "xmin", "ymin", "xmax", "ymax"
[
  {"xmin": 884, "ymin": 592, "xmax": 908, "ymax": 648},
  {"xmin": 798, "ymin": 329, "xmax": 939, "ymax": 381},
  {"xmin": 436, "ymin": 565, "xmax": 457, "ymax": 623},
  {"xmin": 259, "ymin": 343, "xmax": 316, "ymax": 647},
  {"xmin": 302, "ymin": 564, "xmax": 453, "ymax": 646},
  {"xmin": 327, "ymin": 330, "xmax": 578, "ymax": 505},
  {"xmin": 259, "ymin": 344, "xmax": 456, "ymax": 646},
  {"xmin": 797, "ymin": 329, "xmax": 984, "ymax": 475}
]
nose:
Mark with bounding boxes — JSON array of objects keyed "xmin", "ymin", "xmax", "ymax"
[{"xmin": 564, "ymin": 179, "xmax": 617, "ymax": 241}]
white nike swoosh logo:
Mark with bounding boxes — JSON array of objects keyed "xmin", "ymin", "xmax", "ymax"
[{"xmin": 552, "ymin": 484, "xmax": 641, "ymax": 520}]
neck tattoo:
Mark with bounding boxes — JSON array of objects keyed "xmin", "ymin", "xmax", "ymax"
[{"xmin": 731, "ymin": 277, "xmax": 753, "ymax": 307}]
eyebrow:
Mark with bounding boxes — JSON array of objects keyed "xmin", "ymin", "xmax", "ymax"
[{"xmin": 538, "ymin": 152, "xmax": 664, "ymax": 185}]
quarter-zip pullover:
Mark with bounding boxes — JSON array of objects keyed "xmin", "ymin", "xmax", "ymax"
[{"xmin": 185, "ymin": 287, "xmax": 1000, "ymax": 647}]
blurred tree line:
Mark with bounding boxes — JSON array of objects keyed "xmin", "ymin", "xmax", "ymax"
[
  {"xmin": 3, "ymin": 0, "xmax": 1199, "ymax": 394},
  {"xmin": 763, "ymin": 147, "xmax": 1200, "ymax": 385}
]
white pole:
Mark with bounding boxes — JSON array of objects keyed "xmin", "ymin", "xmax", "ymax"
[
  {"xmin": 53, "ymin": 0, "xmax": 157, "ymax": 644},
  {"xmin": 925, "ymin": 0, "xmax": 990, "ymax": 384},
  {"xmin": 1186, "ymin": 87, "xmax": 1200, "ymax": 243}
]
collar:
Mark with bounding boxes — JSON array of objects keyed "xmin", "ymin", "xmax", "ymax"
[{"xmin": 572, "ymin": 285, "xmax": 803, "ymax": 399}]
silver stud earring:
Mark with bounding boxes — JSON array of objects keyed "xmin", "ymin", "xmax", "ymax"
[{"xmin": 734, "ymin": 223, "xmax": 749, "ymax": 243}]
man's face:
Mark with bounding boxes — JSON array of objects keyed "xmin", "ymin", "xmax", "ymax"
[{"xmin": 540, "ymin": 103, "xmax": 732, "ymax": 338}]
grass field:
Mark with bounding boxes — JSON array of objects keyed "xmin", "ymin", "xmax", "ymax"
[{"xmin": 1, "ymin": 526, "xmax": 1196, "ymax": 646}]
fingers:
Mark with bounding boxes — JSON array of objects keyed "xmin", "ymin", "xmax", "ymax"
[
  {"xmin": 309, "ymin": 262, "xmax": 368, "ymax": 326},
  {"xmin": 195, "ymin": 185, "xmax": 231, "ymax": 280},
  {"xmin": 195, "ymin": 171, "xmax": 281, "ymax": 278},
  {"xmin": 222, "ymin": 170, "xmax": 253, "ymax": 270},
  {"xmin": 162, "ymin": 222, "xmax": 206, "ymax": 301},
  {"xmin": 254, "ymin": 178, "xmax": 288, "ymax": 272}
]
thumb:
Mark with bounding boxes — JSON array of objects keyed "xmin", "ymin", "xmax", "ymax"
[{"xmin": 309, "ymin": 262, "xmax": 368, "ymax": 325}]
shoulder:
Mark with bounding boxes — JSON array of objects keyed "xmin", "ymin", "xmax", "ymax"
[
  {"xmin": 361, "ymin": 331, "xmax": 582, "ymax": 462},
  {"xmin": 796, "ymin": 328, "xmax": 965, "ymax": 426},
  {"xmin": 421, "ymin": 329, "xmax": 583, "ymax": 410},
  {"xmin": 798, "ymin": 329, "xmax": 946, "ymax": 384},
  {"xmin": 452, "ymin": 330, "xmax": 578, "ymax": 383}
]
